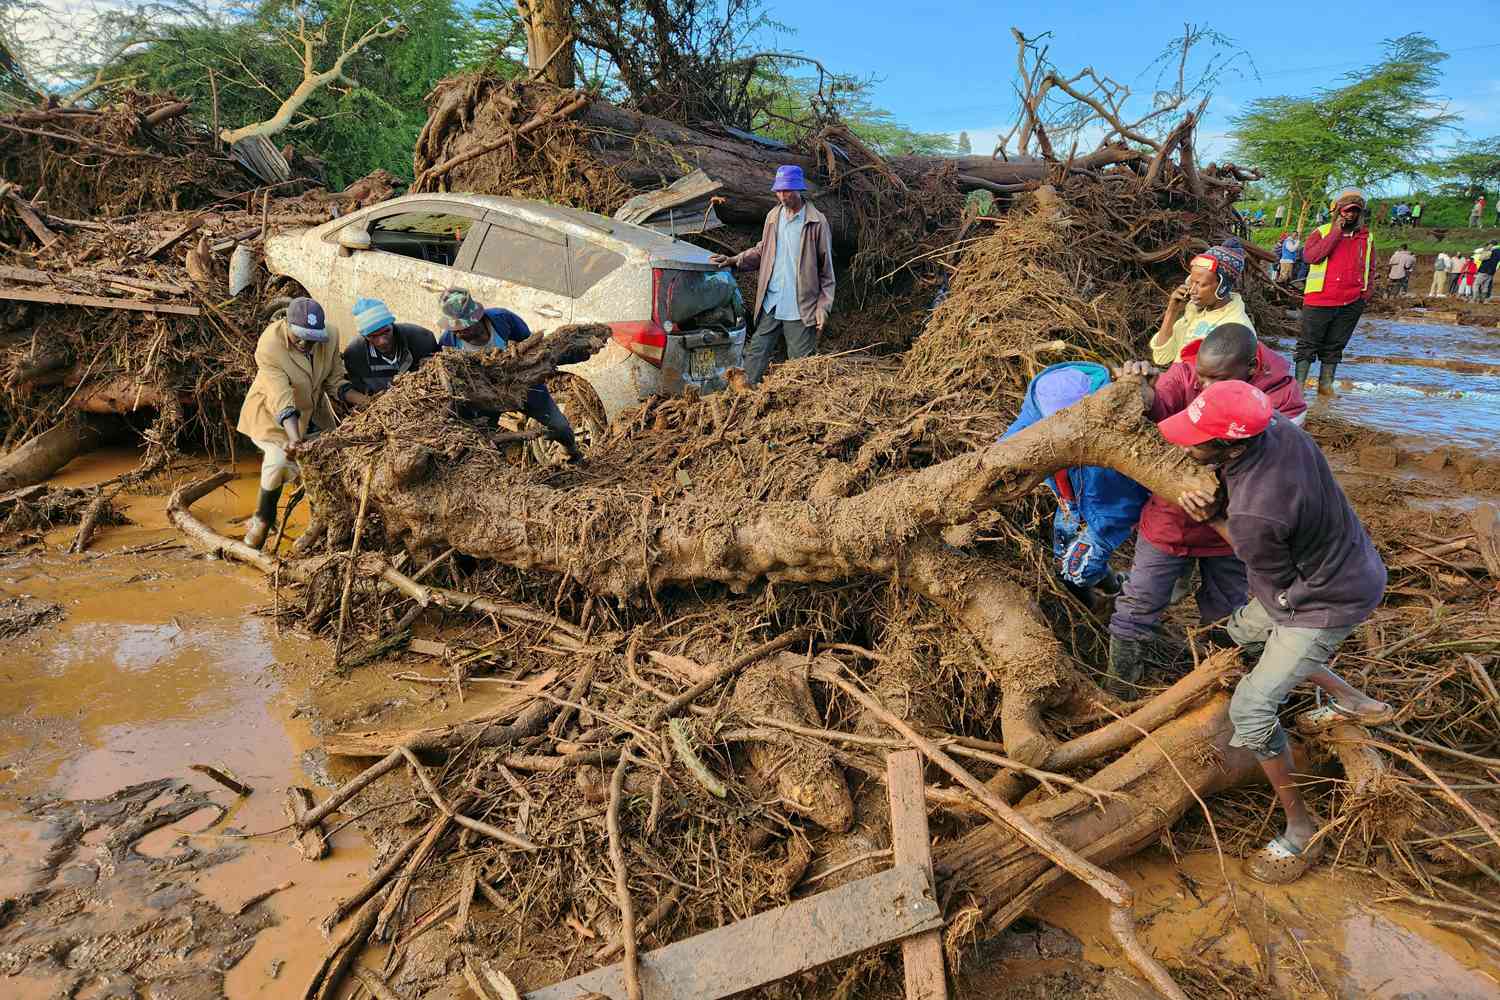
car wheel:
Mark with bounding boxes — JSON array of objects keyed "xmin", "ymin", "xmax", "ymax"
[{"xmin": 526, "ymin": 373, "xmax": 608, "ymax": 466}]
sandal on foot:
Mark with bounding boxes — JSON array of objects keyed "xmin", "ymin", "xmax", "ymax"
[
  {"xmin": 1244, "ymin": 835, "xmax": 1321, "ymax": 885},
  {"xmin": 1295, "ymin": 700, "xmax": 1395, "ymax": 734}
]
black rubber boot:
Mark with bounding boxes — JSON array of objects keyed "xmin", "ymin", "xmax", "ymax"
[
  {"xmin": 243, "ymin": 484, "xmax": 283, "ymax": 550},
  {"xmin": 1104, "ymin": 636, "xmax": 1145, "ymax": 700},
  {"xmin": 1294, "ymin": 358, "xmax": 1311, "ymax": 387},
  {"xmin": 1317, "ymin": 362, "xmax": 1338, "ymax": 397}
]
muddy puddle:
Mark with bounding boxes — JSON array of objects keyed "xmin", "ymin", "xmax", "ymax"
[
  {"xmin": 0, "ymin": 451, "xmax": 372, "ymax": 998},
  {"xmin": 1316, "ymin": 317, "xmax": 1500, "ymax": 458}
]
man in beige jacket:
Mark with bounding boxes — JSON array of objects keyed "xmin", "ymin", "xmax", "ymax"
[
  {"xmin": 236, "ymin": 297, "xmax": 366, "ymax": 548},
  {"xmin": 711, "ymin": 164, "xmax": 835, "ymax": 385}
]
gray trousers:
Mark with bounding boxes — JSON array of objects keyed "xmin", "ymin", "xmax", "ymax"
[
  {"xmin": 1477, "ymin": 273, "xmax": 1494, "ymax": 302},
  {"xmin": 744, "ymin": 310, "xmax": 817, "ymax": 386},
  {"xmin": 1225, "ymin": 598, "xmax": 1356, "ymax": 761}
]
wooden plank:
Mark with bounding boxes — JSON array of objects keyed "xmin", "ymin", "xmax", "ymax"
[
  {"xmin": 409, "ymin": 638, "xmax": 450, "ymax": 657},
  {"xmin": 0, "ymin": 264, "xmax": 51, "ymax": 284},
  {"xmin": 5, "ymin": 190, "xmax": 59, "ymax": 246},
  {"xmin": 1473, "ymin": 504, "xmax": 1500, "ymax": 579},
  {"xmin": 0, "ymin": 286, "xmax": 201, "ymax": 316},
  {"xmin": 525, "ymin": 864, "xmax": 943, "ymax": 1000},
  {"xmin": 887, "ymin": 750, "xmax": 948, "ymax": 1000},
  {"xmin": 143, "ymin": 215, "xmax": 204, "ymax": 260}
]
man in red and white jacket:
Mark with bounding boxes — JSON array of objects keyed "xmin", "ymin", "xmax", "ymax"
[
  {"xmin": 1296, "ymin": 188, "xmax": 1373, "ymax": 397},
  {"xmin": 1103, "ymin": 323, "xmax": 1307, "ymax": 698}
]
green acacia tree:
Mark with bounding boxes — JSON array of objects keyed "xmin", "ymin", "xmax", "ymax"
[
  {"xmin": 1230, "ymin": 33, "xmax": 1456, "ymax": 230},
  {"xmin": 1440, "ymin": 136, "xmax": 1500, "ymax": 196}
]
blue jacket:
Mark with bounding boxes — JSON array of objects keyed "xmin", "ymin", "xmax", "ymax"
[
  {"xmin": 1002, "ymin": 362, "xmax": 1149, "ymax": 585},
  {"xmin": 437, "ymin": 307, "xmax": 531, "ymax": 350}
]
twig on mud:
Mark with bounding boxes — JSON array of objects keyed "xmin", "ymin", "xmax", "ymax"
[
  {"xmin": 606, "ymin": 750, "xmax": 644, "ymax": 1000},
  {"xmin": 668, "ymin": 718, "xmax": 726, "ymax": 798},
  {"xmin": 332, "ymin": 462, "xmax": 375, "ymax": 668},
  {"xmin": 647, "ymin": 629, "xmax": 808, "ymax": 726},
  {"xmin": 234, "ymin": 880, "xmax": 295, "ymax": 916},
  {"xmin": 352, "ymin": 965, "xmax": 405, "ymax": 1000}
]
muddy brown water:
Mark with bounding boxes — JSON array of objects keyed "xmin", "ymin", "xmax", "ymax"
[
  {"xmin": 4, "ymin": 357, "xmax": 1500, "ymax": 996},
  {"xmin": 0, "ymin": 453, "xmax": 373, "ymax": 998}
]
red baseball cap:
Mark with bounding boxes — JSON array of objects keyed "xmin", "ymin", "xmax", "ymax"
[{"xmin": 1157, "ymin": 380, "xmax": 1272, "ymax": 447}]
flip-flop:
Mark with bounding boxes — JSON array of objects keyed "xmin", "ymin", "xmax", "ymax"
[
  {"xmin": 1295, "ymin": 699, "xmax": 1396, "ymax": 734},
  {"xmin": 1244, "ymin": 834, "xmax": 1322, "ymax": 885}
]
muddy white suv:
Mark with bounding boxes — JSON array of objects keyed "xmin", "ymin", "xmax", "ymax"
[{"xmin": 263, "ymin": 193, "xmax": 747, "ymax": 432}]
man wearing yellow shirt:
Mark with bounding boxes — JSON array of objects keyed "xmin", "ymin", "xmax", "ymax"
[{"xmin": 1149, "ymin": 240, "xmax": 1255, "ymax": 366}]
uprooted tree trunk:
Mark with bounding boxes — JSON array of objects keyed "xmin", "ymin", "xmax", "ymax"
[
  {"xmin": 0, "ymin": 417, "xmax": 109, "ymax": 492},
  {"xmin": 411, "ymin": 77, "xmax": 1147, "ymax": 251}
]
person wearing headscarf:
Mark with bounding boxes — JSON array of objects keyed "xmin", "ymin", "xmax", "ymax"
[
  {"xmin": 236, "ymin": 297, "xmax": 365, "ymax": 549},
  {"xmin": 434, "ymin": 288, "xmax": 582, "ymax": 460},
  {"xmin": 1149, "ymin": 238, "xmax": 1255, "ymax": 366},
  {"xmin": 1001, "ymin": 363, "xmax": 1149, "ymax": 610},
  {"xmin": 1296, "ymin": 188, "xmax": 1374, "ymax": 396}
]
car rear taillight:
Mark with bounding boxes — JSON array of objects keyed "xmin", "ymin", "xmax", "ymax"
[{"xmin": 610, "ymin": 320, "xmax": 667, "ymax": 367}]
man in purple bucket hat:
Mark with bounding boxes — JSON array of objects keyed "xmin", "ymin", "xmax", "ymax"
[{"xmin": 710, "ymin": 164, "xmax": 835, "ymax": 385}]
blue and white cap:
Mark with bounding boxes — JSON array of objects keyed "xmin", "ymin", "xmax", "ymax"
[{"xmin": 353, "ymin": 297, "xmax": 395, "ymax": 337}]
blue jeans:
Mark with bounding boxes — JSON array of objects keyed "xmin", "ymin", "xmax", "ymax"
[{"xmin": 524, "ymin": 383, "xmax": 578, "ymax": 456}]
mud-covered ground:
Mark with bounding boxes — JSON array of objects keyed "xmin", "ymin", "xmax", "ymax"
[{"xmin": 2, "ymin": 315, "xmax": 1499, "ymax": 999}]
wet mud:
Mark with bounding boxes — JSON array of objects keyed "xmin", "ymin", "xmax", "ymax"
[{"xmin": 0, "ymin": 452, "xmax": 372, "ymax": 998}]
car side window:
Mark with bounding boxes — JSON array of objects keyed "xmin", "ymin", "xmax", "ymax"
[
  {"xmin": 472, "ymin": 224, "xmax": 570, "ymax": 296},
  {"xmin": 569, "ymin": 240, "xmax": 625, "ymax": 297},
  {"xmin": 367, "ymin": 211, "xmax": 474, "ymax": 267}
]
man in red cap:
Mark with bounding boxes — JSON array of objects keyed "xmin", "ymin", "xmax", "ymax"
[
  {"xmin": 1297, "ymin": 188, "xmax": 1374, "ymax": 396},
  {"xmin": 711, "ymin": 164, "xmax": 835, "ymax": 385},
  {"xmin": 1158, "ymin": 379, "xmax": 1392, "ymax": 884},
  {"xmin": 1104, "ymin": 323, "xmax": 1306, "ymax": 698}
]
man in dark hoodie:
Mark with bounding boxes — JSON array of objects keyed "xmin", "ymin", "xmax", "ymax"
[
  {"xmin": 1105, "ymin": 324, "xmax": 1307, "ymax": 697},
  {"xmin": 1161, "ymin": 379, "xmax": 1393, "ymax": 885}
]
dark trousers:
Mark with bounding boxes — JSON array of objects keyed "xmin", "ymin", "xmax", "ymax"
[
  {"xmin": 1295, "ymin": 300, "xmax": 1365, "ymax": 366},
  {"xmin": 1109, "ymin": 537, "xmax": 1248, "ymax": 642},
  {"xmin": 525, "ymin": 383, "xmax": 578, "ymax": 455},
  {"xmin": 744, "ymin": 309, "xmax": 817, "ymax": 386}
]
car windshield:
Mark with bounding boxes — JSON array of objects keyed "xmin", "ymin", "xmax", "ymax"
[{"xmin": 656, "ymin": 268, "xmax": 744, "ymax": 332}]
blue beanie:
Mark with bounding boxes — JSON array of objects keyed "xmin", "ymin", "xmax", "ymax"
[{"xmin": 353, "ymin": 297, "xmax": 395, "ymax": 337}]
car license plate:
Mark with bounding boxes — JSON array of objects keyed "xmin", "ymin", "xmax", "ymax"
[{"xmin": 689, "ymin": 347, "xmax": 716, "ymax": 380}]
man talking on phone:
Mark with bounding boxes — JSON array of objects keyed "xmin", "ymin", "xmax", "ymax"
[{"xmin": 1295, "ymin": 188, "xmax": 1374, "ymax": 397}]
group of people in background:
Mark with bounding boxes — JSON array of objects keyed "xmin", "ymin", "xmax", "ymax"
[
  {"xmin": 1007, "ymin": 210, "xmax": 1390, "ymax": 887},
  {"xmin": 1432, "ymin": 245, "xmax": 1498, "ymax": 301}
]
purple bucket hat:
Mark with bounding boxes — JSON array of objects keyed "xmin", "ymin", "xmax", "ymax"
[{"xmin": 771, "ymin": 164, "xmax": 807, "ymax": 192}]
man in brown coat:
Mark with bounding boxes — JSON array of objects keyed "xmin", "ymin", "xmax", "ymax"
[{"xmin": 711, "ymin": 164, "xmax": 835, "ymax": 385}]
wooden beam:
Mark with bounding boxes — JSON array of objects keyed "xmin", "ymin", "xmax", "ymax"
[
  {"xmin": 0, "ymin": 287, "xmax": 201, "ymax": 316},
  {"xmin": 886, "ymin": 750, "xmax": 948, "ymax": 1000},
  {"xmin": 142, "ymin": 215, "xmax": 204, "ymax": 260},
  {"xmin": 525, "ymin": 864, "xmax": 944, "ymax": 1000}
]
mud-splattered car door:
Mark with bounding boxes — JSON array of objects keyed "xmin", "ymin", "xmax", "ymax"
[
  {"xmin": 328, "ymin": 202, "xmax": 488, "ymax": 342},
  {"xmin": 464, "ymin": 214, "xmax": 574, "ymax": 333}
]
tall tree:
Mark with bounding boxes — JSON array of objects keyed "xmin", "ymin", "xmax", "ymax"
[
  {"xmin": 957, "ymin": 129, "xmax": 972, "ymax": 155},
  {"xmin": 1440, "ymin": 136, "xmax": 1500, "ymax": 196},
  {"xmin": 1230, "ymin": 34, "xmax": 1456, "ymax": 209}
]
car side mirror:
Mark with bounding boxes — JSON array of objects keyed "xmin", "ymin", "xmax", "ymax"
[{"xmin": 338, "ymin": 225, "xmax": 372, "ymax": 255}]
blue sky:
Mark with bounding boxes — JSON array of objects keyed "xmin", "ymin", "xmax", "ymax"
[{"xmin": 756, "ymin": 3, "xmax": 1500, "ymax": 166}]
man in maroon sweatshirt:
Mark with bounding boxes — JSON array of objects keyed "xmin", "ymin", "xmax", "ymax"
[
  {"xmin": 1162, "ymin": 379, "xmax": 1392, "ymax": 884},
  {"xmin": 1296, "ymin": 188, "xmax": 1374, "ymax": 396},
  {"xmin": 1105, "ymin": 324, "xmax": 1307, "ymax": 698}
]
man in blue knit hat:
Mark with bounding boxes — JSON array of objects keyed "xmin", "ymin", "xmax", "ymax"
[
  {"xmin": 341, "ymin": 297, "xmax": 439, "ymax": 396},
  {"xmin": 1002, "ymin": 363, "xmax": 1149, "ymax": 611},
  {"xmin": 710, "ymin": 164, "xmax": 835, "ymax": 385}
]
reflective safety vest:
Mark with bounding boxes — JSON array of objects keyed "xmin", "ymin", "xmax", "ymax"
[{"xmin": 1304, "ymin": 223, "xmax": 1372, "ymax": 296}]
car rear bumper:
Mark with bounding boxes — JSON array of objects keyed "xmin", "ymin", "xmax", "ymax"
[{"xmin": 559, "ymin": 326, "xmax": 745, "ymax": 423}]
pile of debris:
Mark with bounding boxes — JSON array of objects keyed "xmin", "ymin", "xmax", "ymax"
[
  {"xmin": 0, "ymin": 94, "xmax": 402, "ymax": 493},
  {"xmin": 157, "ymin": 104, "xmax": 1500, "ymax": 998}
]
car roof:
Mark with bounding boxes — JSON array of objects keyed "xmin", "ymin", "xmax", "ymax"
[{"xmin": 352, "ymin": 193, "xmax": 713, "ymax": 266}]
